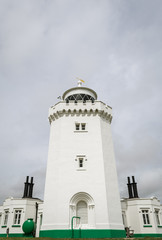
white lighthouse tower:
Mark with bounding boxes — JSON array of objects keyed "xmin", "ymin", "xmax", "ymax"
[{"xmin": 40, "ymin": 81, "xmax": 125, "ymax": 238}]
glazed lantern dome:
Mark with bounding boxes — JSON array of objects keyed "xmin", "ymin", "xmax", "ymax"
[{"xmin": 62, "ymin": 80, "xmax": 97, "ymax": 103}]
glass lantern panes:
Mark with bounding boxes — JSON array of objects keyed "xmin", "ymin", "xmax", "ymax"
[{"xmin": 66, "ymin": 94, "xmax": 95, "ymax": 103}]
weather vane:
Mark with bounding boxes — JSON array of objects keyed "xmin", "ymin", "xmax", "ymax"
[{"xmin": 76, "ymin": 77, "xmax": 85, "ymax": 87}]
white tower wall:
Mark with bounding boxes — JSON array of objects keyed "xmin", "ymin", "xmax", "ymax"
[{"xmin": 41, "ymin": 86, "xmax": 125, "ymax": 238}]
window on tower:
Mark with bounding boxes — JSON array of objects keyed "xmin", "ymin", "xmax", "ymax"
[
  {"xmin": 79, "ymin": 158, "xmax": 83, "ymax": 168},
  {"xmin": 76, "ymin": 155, "xmax": 87, "ymax": 171},
  {"xmin": 76, "ymin": 123, "xmax": 80, "ymax": 130},
  {"xmin": 81, "ymin": 123, "xmax": 86, "ymax": 130},
  {"xmin": 75, "ymin": 123, "xmax": 87, "ymax": 131}
]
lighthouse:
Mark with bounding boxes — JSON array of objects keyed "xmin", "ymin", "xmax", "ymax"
[{"xmin": 40, "ymin": 81, "xmax": 125, "ymax": 238}]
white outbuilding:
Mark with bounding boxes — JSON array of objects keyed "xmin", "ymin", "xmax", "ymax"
[
  {"xmin": 0, "ymin": 177, "xmax": 43, "ymax": 237},
  {"xmin": 121, "ymin": 176, "xmax": 162, "ymax": 238}
]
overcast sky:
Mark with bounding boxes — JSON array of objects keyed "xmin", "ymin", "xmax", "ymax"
[{"xmin": 0, "ymin": 0, "xmax": 162, "ymax": 204}]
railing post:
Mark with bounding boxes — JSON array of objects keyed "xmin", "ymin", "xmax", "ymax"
[{"xmin": 71, "ymin": 216, "xmax": 80, "ymax": 238}]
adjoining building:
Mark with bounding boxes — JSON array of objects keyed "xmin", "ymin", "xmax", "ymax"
[
  {"xmin": 121, "ymin": 176, "xmax": 162, "ymax": 238},
  {"xmin": 0, "ymin": 177, "xmax": 43, "ymax": 237},
  {"xmin": 0, "ymin": 82, "xmax": 161, "ymax": 238}
]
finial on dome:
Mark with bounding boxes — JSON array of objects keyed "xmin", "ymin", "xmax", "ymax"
[
  {"xmin": 76, "ymin": 77, "xmax": 85, "ymax": 87},
  {"xmin": 78, "ymin": 80, "xmax": 82, "ymax": 87}
]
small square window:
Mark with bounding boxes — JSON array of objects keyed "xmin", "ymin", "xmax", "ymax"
[
  {"xmin": 81, "ymin": 124, "xmax": 86, "ymax": 130},
  {"xmin": 76, "ymin": 123, "xmax": 80, "ymax": 131},
  {"xmin": 76, "ymin": 155, "xmax": 87, "ymax": 171},
  {"xmin": 79, "ymin": 158, "xmax": 83, "ymax": 168}
]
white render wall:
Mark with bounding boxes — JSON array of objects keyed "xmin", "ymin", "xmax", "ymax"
[
  {"xmin": 36, "ymin": 202, "xmax": 43, "ymax": 237},
  {"xmin": 42, "ymin": 99, "xmax": 124, "ymax": 231},
  {"xmin": 100, "ymin": 116, "xmax": 123, "ymax": 228}
]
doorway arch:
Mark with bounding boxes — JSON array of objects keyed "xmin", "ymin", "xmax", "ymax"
[{"xmin": 69, "ymin": 192, "xmax": 95, "ymax": 229}]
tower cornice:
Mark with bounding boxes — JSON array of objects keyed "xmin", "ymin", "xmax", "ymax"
[{"xmin": 48, "ymin": 101, "xmax": 112, "ymax": 124}]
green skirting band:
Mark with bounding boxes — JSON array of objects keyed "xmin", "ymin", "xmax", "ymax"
[
  {"xmin": 0, "ymin": 233, "xmax": 25, "ymax": 237},
  {"xmin": 134, "ymin": 233, "xmax": 162, "ymax": 238},
  {"xmin": 1, "ymin": 230, "xmax": 162, "ymax": 238},
  {"xmin": 40, "ymin": 229, "xmax": 126, "ymax": 238}
]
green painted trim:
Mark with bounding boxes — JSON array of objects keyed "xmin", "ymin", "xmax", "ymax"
[
  {"xmin": 0, "ymin": 234, "xmax": 7, "ymax": 237},
  {"xmin": 0, "ymin": 233, "xmax": 25, "ymax": 237},
  {"xmin": 158, "ymin": 225, "xmax": 162, "ymax": 228},
  {"xmin": 143, "ymin": 225, "xmax": 152, "ymax": 227},
  {"xmin": 134, "ymin": 233, "xmax": 162, "ymax": 237},
  {"xmin": 1, "ymin": 225, "xmax": 7, "ymax": 228},
  {"xmin": 40, "ymin": 229, "xmax": 126, "ymax": 238},
  {"xmin": 9, "ymin": 233, "xmax": 25, "ymax": 237},
  {"xmin": 12, "ymin": 224, "xmax": 21, "ymax": 227}
]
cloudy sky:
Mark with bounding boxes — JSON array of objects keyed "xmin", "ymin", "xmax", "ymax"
[{"xmin": 0, "ymin": 0, "xmax": 162, "ymax": 204}]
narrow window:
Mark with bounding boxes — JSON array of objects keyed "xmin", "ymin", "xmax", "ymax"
[
  {"xmin": 40, "ymin": 214, "xmax": 43, "ymax": 226},
  {"xmin": 81, "ymin": 123, "xmax": 86, "ymax": 130},
  {"xmin": 4, "ymin": 210, "xmax": 9, "ymax": 226},
  {"xmin": 13, "ymin": 210, "xmax": 22, "ymax": 225},
  {"xmin": 0, "ymin": 213, "xmax": 2, "ymax": 225},
  {"xmin": 155, "ymin": 210, "xmax": 160, "ymax": 225},
  {"xmin": 76, "ymin": 123, "xmax": 80, "ymax": 131},
  {"xmin": 142, "ymin": 210, "xmax": 150, "ymax": 225},
  {"xmin": 79, "ymin": 158, "xmax": 83, "ymax": 168}
]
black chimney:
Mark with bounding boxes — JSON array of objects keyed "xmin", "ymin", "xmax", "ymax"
[
  {"xmin": 29, "ymin": 177, "xmax": 34, "ymax": 198},
  {"xmin": 23, "ymin": 176, "xmax": 34, "ymax": 198},
  {"xmin": 132, "ymin": 176, "xmax": 139, "ymax": 198},
  {"xmin": 127, "ymin": 176, "xmax": 133, "ymax": 198},
  {"xmin": 23, "ymin": 176, "xmax": 29, "ymax": 198}
]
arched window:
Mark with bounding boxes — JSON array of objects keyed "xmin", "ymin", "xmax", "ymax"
[{"xmin": 76, "ymin": 201, "xmax": 88, "ymax": 224}]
